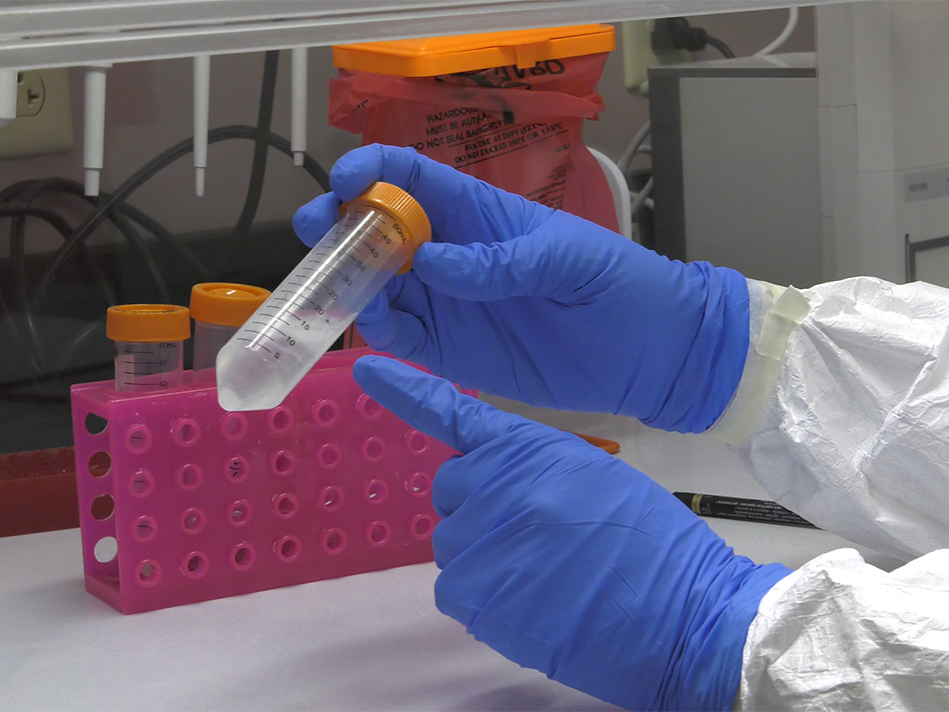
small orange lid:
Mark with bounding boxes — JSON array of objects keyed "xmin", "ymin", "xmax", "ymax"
[
  {"xmin": 333, "ymin": 24, "xmax": 615, "ymax": 77},
  {"xmin": 190, "ymin": 282, "xmax": 271, "ymax": 327},
  {"xmin": 343, "ymin": 182, "xmax": 431, "ymax": 274},
  {"xmin": 106, "ymin": 304, "xmax": 190, "ymax": 343}
]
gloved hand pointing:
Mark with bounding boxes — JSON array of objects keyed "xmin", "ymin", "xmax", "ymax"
[
  {"xmin": 352, "ymin": 354, "xmax": 791, "ymax": 711},
  {"xmin": 294, "ymin": 144, "xmax": 749, "ymax": 433}
]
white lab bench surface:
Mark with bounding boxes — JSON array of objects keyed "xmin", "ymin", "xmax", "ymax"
[{"xmin": 0, "ymin": 401, "xmax": 903, "ymax": 711}]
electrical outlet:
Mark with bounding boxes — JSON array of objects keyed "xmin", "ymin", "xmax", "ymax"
[
  {"xmin": 0, "ymin": 68, "xmax": 73, "ymax": 160},
  {"xmin": 622, "ymin": 20, "xmax": 692, "ymax": 94}
]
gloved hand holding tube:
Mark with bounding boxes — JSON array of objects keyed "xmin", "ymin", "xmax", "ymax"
[
  {"xmin": 352, "ymin": 355, "xmax": 791, "ymax": 711},
  {"xmin": 293, "ymin": 145, "xmax": 949, "ymax": 710},
  {"xmin": 293, "ymin": 144, "xmax": 749, "ymax": 434}
]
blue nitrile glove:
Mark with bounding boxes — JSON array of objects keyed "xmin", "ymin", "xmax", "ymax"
[
  {"xmin": 352, "ymin": 354, "xmax": 792, "ymax": 712},
  {"xmin": 295, "ymin": 144, "xmax": 749, "ymax": 433}
]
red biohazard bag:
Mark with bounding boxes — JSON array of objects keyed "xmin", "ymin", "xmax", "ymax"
[{"xmin": 329, "ymin": 26, "xmax": 618, "ymax": 232}]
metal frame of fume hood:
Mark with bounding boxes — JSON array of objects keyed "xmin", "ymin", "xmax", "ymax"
[{"xmin": 0, "ymin": 0, "xmax": 846, "ymax": 71}]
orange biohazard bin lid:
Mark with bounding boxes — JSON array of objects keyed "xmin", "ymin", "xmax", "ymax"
[{"xmin": 333, "ymin": 25, "xmax": 615, "ymax": 77}]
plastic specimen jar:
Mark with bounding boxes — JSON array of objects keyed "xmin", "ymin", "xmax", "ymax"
[
  {"xmin": 215, "ymin": 181, "xmax": 430, "ymax": 412},
  {"xmin": 189, "ymin": 282, "xmax": 271, "ymax": 382},
  {"xmin": 106, "ymin": 304, "xmax": 191, "ymax": 392}
]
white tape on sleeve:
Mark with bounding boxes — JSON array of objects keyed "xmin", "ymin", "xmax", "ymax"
[{"xmin": 707, "ymin": 280, "xmax": 810, "ymax": 445}]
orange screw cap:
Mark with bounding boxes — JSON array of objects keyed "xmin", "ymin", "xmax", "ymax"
[
  {"xmin": 106, "ymin": 304, "xmax": 191, "ymax": 343},
  {"xmin": 190, "ymin": 283, "xmax": 271, "ymax": 328},
  {"xmin": 343, "ymin": 181, "xmax": 431, "ymax": 275}
]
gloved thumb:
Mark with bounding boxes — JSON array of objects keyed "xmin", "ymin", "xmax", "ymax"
[
  {"xmin": 412, "ymin": 223, "xmax": 615, "ymax": 302},
  {"xmin": 292, "ymin": 192, "xmax": 342, "ymax": 248},
  {"xmin": 351, "ymin": 355, "xmax": 529, "ymax": 455}
]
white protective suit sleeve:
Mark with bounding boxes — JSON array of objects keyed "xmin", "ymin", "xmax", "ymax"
[
  {"xmin": 739, "ymin": 548, "xmax": 949, "ymax": 710},
  {"xmin": 704, "ymin": 276, "xmax": 949, "ymax": 709},
  {"xmin": 713, "ymin": 276, "xmax": 949, "ymax": 561}
]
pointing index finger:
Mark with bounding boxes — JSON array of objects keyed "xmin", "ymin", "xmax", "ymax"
[{"xmin": 351, "ymin": 355, "xmax": 529, "ymax": 454}]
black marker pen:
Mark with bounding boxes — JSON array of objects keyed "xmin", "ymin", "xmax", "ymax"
[{"xmin": 673, "ymin": 491, "xmax": 818, "ymax": 529}]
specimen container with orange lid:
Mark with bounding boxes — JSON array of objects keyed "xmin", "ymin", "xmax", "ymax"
[
  {"xmin": 106, "ymin": 304, "xmax": 190, "ymax": 392},
  {"xmin": 189, "ymin": 282, "xmax": 271, "ymax": 380},
  {"xmin": 215, "ymin": 181, "xmax": 431, "ymax": 412},
  {"xmin": 329, "ymin": 25, "xmax": 619, "ymax": 231}
]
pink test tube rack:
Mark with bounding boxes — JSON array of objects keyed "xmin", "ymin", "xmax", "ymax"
[{"xmin": 71, "ymin": 348, "xmax": 464, "ymax": 614}]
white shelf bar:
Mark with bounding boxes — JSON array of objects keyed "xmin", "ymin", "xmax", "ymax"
[{"xmin": 0, "ymin": 0, "xmax": 846, "ymax": 70}]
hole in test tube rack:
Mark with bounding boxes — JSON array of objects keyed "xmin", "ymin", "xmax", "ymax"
[
  {"xmin": 88, "ymin": 451, "xmax": 111, "ymax": 478},
  {"xmin": 408, "ymin": 514, "xmax": 434, "ymax": 540},
  {"xmin": 91, "ymin": 494, "xmax": 115, "ymax": 521},
  {"xmin": 94, "ymin": 536, "xmax": 118, "ymax": 563},
  {"xmin": 316, "ymin": 444, "xmax": 341, "ymax": 470},
  {"xmin": 318, "ymin": 486, "xmax": 344, "ymax": 512},
  {"xmin": 321, "ymin": 528, "xmax": 347, "ymax": 555},
  {"xmin": 84, "ymin": 412, "xmax": 108, "ymax": 434},
  {"xmin": 176, "ymin": 464, "xmax": 203, "ymax": 491},
  {"xmin": 406, "ymin": 472, "xmax": 431, "ymax": 497},
  {"xmin": 225, "ymin": 456, "xmax": 250, "ymax": 483},
  {"xmin": 231, "ymin": 543, "xmax": 256, "ymax": 571},
  {"xmin": 404, "ymin": 430, "xmax": 429, "ymax": 455},
  {"xmin": 129, "ymin": 469, "xmax": 155, "ymax": 498},
  {"xmin": 133, "ymin": 516, "xmax": 158, "ymax": 542},
  {"xmin": 268, "ymin": 407, "xmax": 294, "ymax": 434},
  {"xmin": 275, "ymin": 535, "xmax": 302, "ymax": 563},
  {"xmin": 172, "ymin": 418, "xmax": 201, "ymax": 447},
  {"xmin": 361, "ymin": 437, "xmax": 386, "ymax": 463},
  {"xmin": 356, "ymin": 394, "xmax": 383, "ymax": 420},
  {"xmin": 228, "ymin": 499, "xmax": 253, "ymax": 526},
  {"xmin": 366, "ymin": 521, "xmax": 391, "ymax": 548},
  {"xmin": 181, "ymin": 552, "xmax": 209, "ymax": 579},
  {"xmin": 363, "ymin": 479, "xmax": 388, "ymax": 504},
  {"xmin": 311, "ymin": 399, "xmax": 339, "ymax": 427},
  {"xmin": 136, "ymin": 560, "xmax": 162, "ymax": 587},
  {"xmin": 270, "ymin": 450, "xmax": 296, "ymax": 476},
  {"xmin": 179, "ymin": 507, "xmax": 206, "ymax": 534},
  {"xmin": 125, "ymin": 424, "xmax": 152, "ymax": 454},
  {"xmin": 272, "ymin": 493, "xmax": 299, "ymax": 519},
  {"xmin": 220, "ymin": 413, "xmax": 248, "ymax": 441}
]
